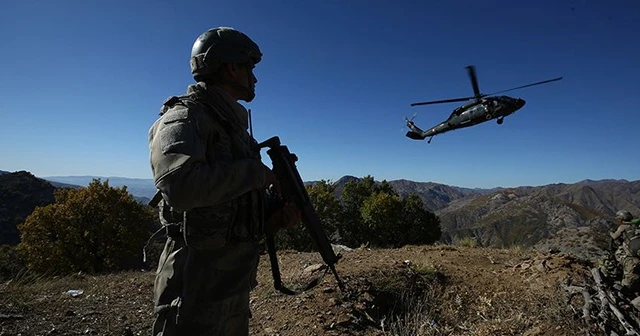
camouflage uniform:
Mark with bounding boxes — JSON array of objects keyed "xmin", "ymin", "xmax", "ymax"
[
  {"xmin": 610, "ymin": 211, "xmax": 640, "ymax": 290},
  {"xmin": 148, "ymin": 27, "xmax": 272, "ymax": 336}
]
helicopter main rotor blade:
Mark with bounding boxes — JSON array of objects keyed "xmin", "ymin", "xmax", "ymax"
[
  {"xmin": 410, "ymin": 96, "xmax": 474, "ymax": 107},
  {"xmin": 466, "ymin": 65, "xmax": 482, "ymax": 98},
  {"xmin": 484, "ymin": 76, "xmax": 564, "ymax": 96}
]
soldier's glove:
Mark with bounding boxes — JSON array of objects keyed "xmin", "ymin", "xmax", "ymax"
[
  {"xmin": 260, "ymin": 164, "xmax": 281, "ymax": 194},
  {"xmin": 265, "ymin": 202, "xmax": 301, "ymax": 236}
]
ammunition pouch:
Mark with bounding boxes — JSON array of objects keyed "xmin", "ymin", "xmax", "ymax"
[
  {"xmin": 160, "ymin": 201, "xmax": 185, "ymax": 240},
  {"xmin": 181, "ymin": 192, "xmax": 263, "ymax": 251}
]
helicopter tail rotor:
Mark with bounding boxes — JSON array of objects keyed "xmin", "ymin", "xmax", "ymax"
[{"xmin": 401, "ymin": 113, "xmax": 418, "ymax": 132}]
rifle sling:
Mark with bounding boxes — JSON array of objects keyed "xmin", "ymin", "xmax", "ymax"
[{"xmin": 265, "ymin": 233, "xmax": 330, "ymax": 296}]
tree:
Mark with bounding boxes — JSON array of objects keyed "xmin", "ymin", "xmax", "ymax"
[
  {"xmin": 339, "ymin": 175, "xmax": 398, "ymax": 247},
  {"xmin": 361, "ymin": 192, "xmax": 404, "ymax": 247},
  {"xmin": 276, "ymin": 180, "xmax": 343, "ymax": 251},
  {"xmin": 341, "ymin": 176, "xmax": 377, "ymax": 213},
  {"xmin": 360, "ymin": 193, "xmax": 441, "ymax": 248},
  {"xmin": 275, "ymin": 175, "xmax": 442, "ymax": 251},
  {"xmin": 307, "ymin": 180, "xmax": 342, "ymax": 234},
  {"xmin": 401, "ymin": 194, "xmax": 442, "ymax": 245},
  {"xmin": 17, "ymin": 179, "xmax": 155, "ymax": 275}
]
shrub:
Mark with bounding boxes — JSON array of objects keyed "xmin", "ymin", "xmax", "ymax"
[
  {"xmin": 16, "ymin": 179, "xmax": 155, "ymax": 275},
  {"xmin": 276, "ymin": 180, "xmax": 343, "ymax": 251},
  {"xmin": 454, "ymin": 236, "xmax": 478, "ymax": 248},
  {"xmin": 277, "ymin": 175, "xmax": 442, "ymax": 250}
]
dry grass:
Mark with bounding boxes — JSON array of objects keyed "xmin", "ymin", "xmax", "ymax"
[
  {"xmin": 453, "ymin": 236, "xmax": 478, "ymax": 248},
  {"xmin": 382, "ymin": 254, "xmax": 591, "ymax": 336},
  {"xmin": 385, "ymin": 282, "xmax": 589, "ymax": 336}
]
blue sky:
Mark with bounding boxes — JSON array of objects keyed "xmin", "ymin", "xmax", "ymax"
[{"xmin": 1, "ymin": 0, "xmax": 638, "ymax": 188}]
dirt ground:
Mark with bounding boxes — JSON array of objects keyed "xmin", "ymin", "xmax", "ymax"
[{"xmin": 0, "ymin": 245, "xmax": 598, "ymax": 336}]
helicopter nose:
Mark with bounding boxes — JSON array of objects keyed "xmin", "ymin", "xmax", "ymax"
[{"xmin": 516, "ymin": 99, "xmax": 526, "ymax": 109}]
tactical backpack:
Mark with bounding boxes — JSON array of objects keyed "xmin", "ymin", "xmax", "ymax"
[{"xmin": 625, "ymin": 218, "xmax": 640, "ymax": 257}]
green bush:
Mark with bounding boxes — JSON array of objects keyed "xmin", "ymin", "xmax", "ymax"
[
  {"xmin": 276, "ymin": 180, "xmax": 343, "ymax": 251},
  {"xmin": 277, "ymin": 175, "xmax": 442, "ymax": 251},
  {"xmin": 361, "ymin": 192, "xmax": 405, "ymax": 247},
  {"xmin": 16, "ymin": 179, "xmax": 155, "ymax": 275}
]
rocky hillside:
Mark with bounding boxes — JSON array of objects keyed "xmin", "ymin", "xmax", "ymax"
[
  {"xmin": 434, "ymin": 180, "xmax": 640, "ymax": 262},
  {"xmin": 0, "ymin": 171, "xmax": 58, "ymax": 245}
]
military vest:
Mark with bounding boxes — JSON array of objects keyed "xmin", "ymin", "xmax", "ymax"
[{"xmin": 157, "ymin": 86, "xmax": 265, "ymax": 251}]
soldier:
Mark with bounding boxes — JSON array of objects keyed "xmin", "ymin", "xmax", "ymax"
[
  {"xmin": 610, "ymin": 210, "xmax": 640, "ymax": 292},
  {"xmin": 148, "ymin": 27, "xmax": 299, "ymax": 335}
]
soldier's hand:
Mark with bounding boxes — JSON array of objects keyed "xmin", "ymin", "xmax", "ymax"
[
  {"xmin": 261, "ymin": 165, "xmax": 281, "ymax": 194},
  {"xmin": 266, "ymin": 202, "xmax": 301, "ymax": 235}
]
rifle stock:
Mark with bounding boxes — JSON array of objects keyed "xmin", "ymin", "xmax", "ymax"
[{"xmin": 258, "ymin": 136, "xmax": 345, "ymax": 294}]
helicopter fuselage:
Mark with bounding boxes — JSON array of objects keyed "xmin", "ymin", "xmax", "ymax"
[{"xmin": 406, "ymin": 96, "xmax": 525, "ymax": 141}]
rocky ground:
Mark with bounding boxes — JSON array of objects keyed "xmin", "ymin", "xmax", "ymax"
[{"xmin": 0, "ymin": 245, "xmax": 612, "ymax": 335}]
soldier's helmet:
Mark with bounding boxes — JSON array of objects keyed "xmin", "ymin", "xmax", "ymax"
[
  {"xmin": 616, "ymin": 210, "xmax": 633, "ymax": 222},
  {"xmin": 189, "ymin": 27, "xmax": 262, "ymax": 82}
]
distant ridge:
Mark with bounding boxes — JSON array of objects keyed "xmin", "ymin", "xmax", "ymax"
[
  {"xmin": 30, "ymin": 172, "xmax": 640, "ymax": 206},
  {"xmin": 43, "ymin": 175, "xmax": 156, "ymax": 200}
]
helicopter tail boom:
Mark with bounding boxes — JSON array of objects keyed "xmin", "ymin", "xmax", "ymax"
[{"xmin": 406, "ymin": 131, "xmax": 427, "ymax": 140}]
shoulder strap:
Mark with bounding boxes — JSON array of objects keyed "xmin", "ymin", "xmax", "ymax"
[{"xmin": 158, "ymin": 95, "xmax": 190, "ymax": 115}]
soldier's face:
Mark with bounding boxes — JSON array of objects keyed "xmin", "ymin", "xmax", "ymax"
[
  {"xmin": 236, "ymin": 62, "xmax": 257, "ymax": 102},
  {"xmin": 222, "ymin": 61, "xmax": 258, "ymax": 102}
]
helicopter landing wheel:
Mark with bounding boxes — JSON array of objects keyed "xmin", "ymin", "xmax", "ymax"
[{"xmin": 497, "ymin": 118, "xmax": 504, "ymax": 125}]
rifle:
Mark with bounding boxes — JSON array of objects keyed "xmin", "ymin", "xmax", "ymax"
[
  {"xmin": 591, "ymin": 267, "xmax": 640, "ymax": 335},
  {"xmin": 257, "ymin": 136, "xmax": 346, "ymax": 295}
]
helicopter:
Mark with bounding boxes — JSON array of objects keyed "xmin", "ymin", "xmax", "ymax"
[{"xmin": 405, "ymin": 65, "xmax": 563, "ymax": 143}]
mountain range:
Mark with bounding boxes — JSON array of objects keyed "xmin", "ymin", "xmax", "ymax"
[
  {"xmin": 42, "ymin": 175, "xmax": 156, "ymax": 203},
  {"xmin": 311, "ymin": 175, "xmax": 639, "ymax": 261},
  {"xmin": 2, "ymin": 170, "xmax": 639, "ymax": 261}
]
